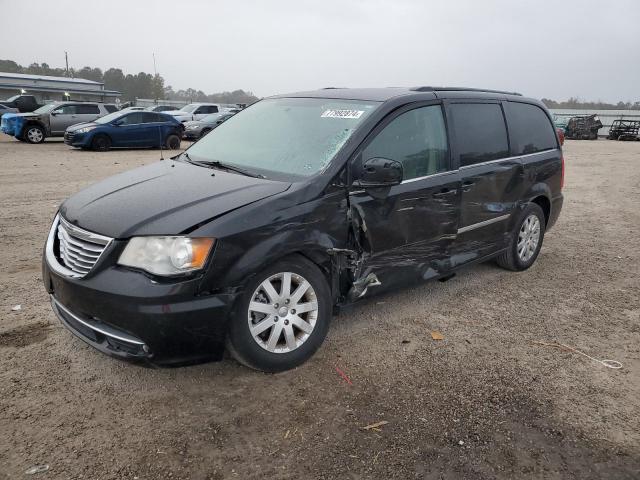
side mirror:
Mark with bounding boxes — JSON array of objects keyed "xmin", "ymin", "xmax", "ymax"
[
  {"xmin": 353, "ymin": 157, "xmax": 403, "ymax": 188},
  {"xmin": 112, "ymin": 120, "xmax": 122, "ymax": 126},
  {"xmin": 51, "ymin": 111, "xmax": 59, "ymax": 116}
]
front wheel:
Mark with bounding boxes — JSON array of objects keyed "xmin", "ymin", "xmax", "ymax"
[
  {"xmin": 496, "ymin": 203, "xmax": 546, "ymax": 271},
  {"xmin": 91, "ymin": 134, "xmax": 111, "ymax": 151},
  {"xmin": 24, "ymin": 125, "xmax": 45, "ymax": 144},
  {"xmin": 226, "ymin": 255, "xmax": 331, "ymax": 372}
]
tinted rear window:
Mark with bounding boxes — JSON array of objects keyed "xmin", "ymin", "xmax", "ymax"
[
  {"xmin": 76, "ymin": 104, "xmax": 100, "ymax": 114},
  {"xmin": 508, "ymin": 102, "xmax": 557, "ymax": 155},
  {"xmin": 450, "ymin": 103, "xmax": 509, "ymax": 167}
]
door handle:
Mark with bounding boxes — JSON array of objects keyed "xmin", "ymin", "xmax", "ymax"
[{"xmin": 432, "ymin": 188, "xmax": 457, "ymax": 198}]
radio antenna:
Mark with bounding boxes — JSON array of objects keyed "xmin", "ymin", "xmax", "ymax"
[{"xmin": 159, "ymin": 125, "xmax": 164, "ymax": 161}]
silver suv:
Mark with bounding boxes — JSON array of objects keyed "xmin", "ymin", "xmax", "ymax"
[{"xmin": 1, "ymin": 101, "xmax": 117, "ymax": 143}]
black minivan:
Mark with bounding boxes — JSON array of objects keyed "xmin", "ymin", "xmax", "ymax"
[{"xmin": 43, "ymin": 87, "xmax": 564, "ymax": 372}]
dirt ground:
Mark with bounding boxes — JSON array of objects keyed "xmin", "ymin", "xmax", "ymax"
[{"xmin": 0, "ymin": 135, "xmax": 639, "ymax": 479}]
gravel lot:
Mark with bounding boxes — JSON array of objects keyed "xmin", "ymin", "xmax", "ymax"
[{"xmin": 1, "ymin": 135, "xmax": 639, "ymax": 479}]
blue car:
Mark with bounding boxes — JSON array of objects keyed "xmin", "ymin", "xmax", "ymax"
[{"xmin": 64, "ymin": 111, "xmax": 184, "ymax": 151}]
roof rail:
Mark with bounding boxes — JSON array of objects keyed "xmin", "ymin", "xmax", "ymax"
[{"xmin": 411, "ymin": 86, "xmax": 522, "ymax": 96}]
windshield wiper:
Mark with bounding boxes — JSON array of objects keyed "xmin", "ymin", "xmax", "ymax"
[{"xmin": 180, "ymin": 153, "xmax": 265, "ymax": 178}]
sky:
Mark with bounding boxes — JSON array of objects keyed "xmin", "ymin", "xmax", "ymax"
[{"xmin": 1, "ymin": 0, "xmax": 639, "ymax": 102}]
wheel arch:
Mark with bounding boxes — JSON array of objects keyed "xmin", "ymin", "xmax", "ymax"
[
  {"xmin": 521, "ymin": 183, "xmax": 552, "ymax": 229},
  {"xmin": 21, "ymin": 120, "xmax": 47, "ymax": 138},
  {"xmin": 530, "ymin": 195, "xmax": 551, "ymax": 227},
  {"xmin": 91, "ymin": 132, "xmax": 113, "ymax": 146}
]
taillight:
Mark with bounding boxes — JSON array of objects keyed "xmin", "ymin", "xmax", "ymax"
[{"xmin": 560, "ymin": 154, "xmax": 565, "ymax": 190}]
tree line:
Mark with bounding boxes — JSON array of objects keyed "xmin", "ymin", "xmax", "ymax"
[
  {"xmin": 0, "ymin": 59, "xmax": 259, "ymax": 105},
  {"xmin": 542, "ymin": 97, "xmax": 640, "ymax": 110}
]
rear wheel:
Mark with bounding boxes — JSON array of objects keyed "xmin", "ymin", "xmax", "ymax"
[
  {"xmin": 165, "ymin": 134, "xmax": 181, "ymax": 149},
  {"xmin": 91, "ymin": 134, "xmax": 111, "ymax": 151},
  {"xmin": 24, "ymin": 125, "xmax": 45, "ymax": 144},
  {"xmin": 496, "ymin": 203, "xmax": 545, "ymax": 271},
  {"xmin": 226, "ymin": 255, "xmax": 331, "ymax": 372}
]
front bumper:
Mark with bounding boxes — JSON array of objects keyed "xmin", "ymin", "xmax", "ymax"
[
  {"xmin": 64, "ymin": 130, "xmax": 91, "ymax": 147},
  {"xmin": 43, "ymin": 233, "xmax": 239, "ymax": 366},
  {"xmin": 182, "ymin": 129, "xmax": 202, "ymax": 139}
]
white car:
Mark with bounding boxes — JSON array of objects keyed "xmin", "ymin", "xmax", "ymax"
[{"xmin": 162, "ymin": 103, "xmax": 230, "ymax": 123}]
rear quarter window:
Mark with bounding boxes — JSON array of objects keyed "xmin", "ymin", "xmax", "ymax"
[
  {"xmin": 507, "ymin": 102, "xmax": 557, "ymax": 155},
  {"xmin": 449, "ymin": 103, "xmax": 509, "ymax": 167}
]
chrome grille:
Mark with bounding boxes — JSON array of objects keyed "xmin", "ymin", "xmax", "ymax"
[{"xmin": 49, "ymin": 215, "xmax": 112, "ymax": 278}]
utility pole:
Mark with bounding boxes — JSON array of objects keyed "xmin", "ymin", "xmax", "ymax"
[{"xmin": 64, "ymin": 51, "xmax": 69, "ymax": 77}]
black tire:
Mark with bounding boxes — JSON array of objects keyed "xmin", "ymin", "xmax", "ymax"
[
  {"xmin": 91, "ymin": 134, "xmax": 111, "ymax": 151},
  {"xmin": 226, "ymin": 255, "xmax": 331, "ymax": 372},
  {"xmin": 165, "ymin": 134, "xmax": 181, "ymax": 150},
  {"xmin": 199, "ymin": 128, "xmax": 211, "ymax": 138},
  {"xmin": 24, "ymin": 125, "xmax": 45, "ymax": 144},
  {"xmin": 496, "ymin": 203, "xmax": 546, "ymax": 271}
]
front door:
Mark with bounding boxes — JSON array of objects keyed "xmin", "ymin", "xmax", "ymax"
[
  {"xmin": 49, "ymin": 104, "xmax": 82, "ymax": 134},
  {"xmin": 446, "ymin": 101, "xmax": 523, "ymax": 266},
  {"xmin": 113, "ymin": 112, "xmax": 152, "ymax": 147},
  {"xmin": 348, "ymin": 103, "xmax": 460, "ymax": 294}
]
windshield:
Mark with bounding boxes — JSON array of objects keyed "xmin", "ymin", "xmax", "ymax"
[
  {"xmin": 95, "ymin": 111, "xmax": 125, "ymax": 124},
  {"xmin": 33, "ymin": 103, "xmax": 58, "ymax": 114},
  {"xmin": 186, "ymin": 98, "xmax": 378, "ymax": 178},
  {"xmin": 180, "ymin": 105, "xmax": 198, "ymax": 113}
]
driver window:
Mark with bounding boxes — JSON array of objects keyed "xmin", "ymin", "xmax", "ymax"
[
  {"xmin": 362, "ymin": 105, "xmax": 449, "ymax": 180},
  {"xmin": 119, "ymin": 112, "xmax": 144, "ymax": 125},
  {"xmin": 54, "ymin": 105, "xmax": 78, "ymax": 115}
]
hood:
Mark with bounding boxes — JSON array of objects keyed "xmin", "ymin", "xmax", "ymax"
[
  {"xmin": 164, "ymin": 110, "xmax": 188, "ymax": 116},
  {"xmin": 60, "ymin": 160, "xmax": 291, "ymax": 238},
  {"xmin": 6, "ymin": 112, "xmax": 39, "ymax": 119},
  {"xmin": 67, "ymin": 122, "xmax": 99, "ymax": 132}
]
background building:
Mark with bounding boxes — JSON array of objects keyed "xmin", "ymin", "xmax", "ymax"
[{"xmin": 0, "ymin": 72, "xmax": 120, "ymax": 103}]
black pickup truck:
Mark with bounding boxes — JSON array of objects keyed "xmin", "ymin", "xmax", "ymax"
[{"xmin": 0, "ymin": 94, "xmax": 42, "ymax": 113}]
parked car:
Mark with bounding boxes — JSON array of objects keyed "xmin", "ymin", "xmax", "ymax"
[
  {"xmin": 1, "ymin": 101, "xmax": 116, "ymax": 143},
  {"xmin": 146, "ymin": 105, "xmax": 180, "ymax": 112},
  {"xmin": 163, "ymin": 103, "xmax": 230, "ymax": 122},
  {"xmin": 182, "ymin": 112, "xmax": 234, "ymax": 139},
  {"xmin": 43, "ymin": 87, "xmax": 563, "ymax": 372},
  {"xmin": 64, "ymin": 110, "xmax": 183, "ymax": 151},
  {"xmin": 0, "ymin": 103, "xmax": 18, "ymax": 119},
  {"xmin": 0, "ymin": 94, "xmax": 42, "ymax": 112}
]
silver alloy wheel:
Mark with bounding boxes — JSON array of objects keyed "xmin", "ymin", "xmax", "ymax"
[
  {"xmin": 517, "ymin": 214, "xmax": 541, "ymax": 262},
  {"xmin": 247, "ymin": 271, "xmax": 318, "ymax": 354},
  {"xmin": 27, "ymin": 127, "xmax": 43, "ymax": 143}
]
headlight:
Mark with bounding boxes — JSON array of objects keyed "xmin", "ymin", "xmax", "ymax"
[
  {"xmin": 118, "ymin": 236, "xmax": 215, "ymax": 276},
  {"xmin": 186, "ymin": 125, "xmax": 199, "ymax": 130},
  {"xmin": 76, "ymin": 126, "xmax": 97, "ymax": 134}
]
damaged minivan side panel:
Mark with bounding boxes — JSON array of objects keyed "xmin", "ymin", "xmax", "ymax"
[{"xmin": 340, "ymin": 101, "xmax": 462, "ymax": 298}]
